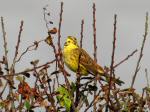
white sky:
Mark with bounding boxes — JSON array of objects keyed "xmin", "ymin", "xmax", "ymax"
[{"xmin": 0, "ymin": 0, "xmax": 150, "ymax": 95}]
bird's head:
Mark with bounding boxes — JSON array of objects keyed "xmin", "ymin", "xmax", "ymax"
[{"xmin": 64, "ymin": 36, "xmax": 79, "ymax": 48}]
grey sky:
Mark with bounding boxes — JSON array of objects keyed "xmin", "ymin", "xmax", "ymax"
[{"xmin": 0, "ymin": 0, "xmax": 150, "ymax": 94}]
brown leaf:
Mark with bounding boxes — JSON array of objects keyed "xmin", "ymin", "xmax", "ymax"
[
  {"xmin": 48, "ymin": 27, "xmax": 57, "ymax": 34},
  {"xmin": 45, "ymin": 35, "xmax": 53, "ymax": 46},
  {"xmin": 18, "ymin": 82, "xmax": 32, "ymax": 100}
]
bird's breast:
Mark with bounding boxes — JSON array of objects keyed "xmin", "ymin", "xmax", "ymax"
[{"xmin": 63, "ymin": 48, "xmax": 79, "ymax": 72}]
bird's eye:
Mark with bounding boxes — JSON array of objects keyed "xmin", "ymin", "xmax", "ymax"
[{"xmin": 68, "ymin": 41, "xmax": 70, "ymax": 43}]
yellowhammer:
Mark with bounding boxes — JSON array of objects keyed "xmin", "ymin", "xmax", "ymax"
[{"xmin": 62, "ymin": 36, "xmax": 124, "ymax": 85}]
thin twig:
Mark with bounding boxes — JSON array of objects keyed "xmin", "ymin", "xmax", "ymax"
[
  {"xmin": 49, "ymin": 37, "xmax": 60, "ymax": 86},
  {"xmin": 110, "ymin": 14, "xmax": 117, "ymax": 78},
  {"xmin": 1, "ymin": 17, "xmax": 9, "ymax": 72},
  {"xmin": 84, "ymin": 90, "xmax": 101, "ymax": 112},
  {"xmin": 145, "ymin": 68, "xmax": 149, "ymax": 87},
  {"xmin": 57, "ymin": 2, "xmax": 70, "ymax": 87},
  {"xmin": 92, "ymin": 3, "xmax": 97, "ymax": 112},
  {"xmin": 43, "ymin": 5, "xmax": 50, "ymax": 31},
  {"xmin": 1, "ymin": 17, "xmax": 15, "ymax": 111},
  {"xmin": 45, "ymin": 69, "xmax": 52, "ymax": 94},
  {"xmin": 113, "ymin": 49, "xmax": 138, "ymax": 68},
  {"xmin": 0, "ymin": 82, "xmax": 7, "ymax": 97},
  {"xmin": 106, "ymin": 14, "xmax": 117, "ymax": 111},
  {"xmin": 42, "ymin": 4, "xmax": 60, "ymax": 89},
  {"xmin": 33, "ymin": 66, "xmax": 57, "ymax": 112},
  {"xmin": 56, "ymin": 2, "xmax": 64, "ymax": 88},
  {"xmin": 109, "ymin": 14, "xmax": 117, "ymax": 89},
  {"xmin": 16, "ymin": 40, "xmax": 44, "ymax": 62},
  {"xmin": 93, "ymin": 3, "xmax": 97, "ymax": 63},
  {"xmin": 75, "ymin": 19, "xmax": 84, "ymax": 107},
  {"xmin": 104, "ymin": 49, "xmax": 137, "ymax": 75},
  {"xmin": 53, "ymin": 2, "xmax": 64, "ymax": 88},
  {"xmin": 109, "ymin": 14, "xmax": 117, "ymax": 84},
  {"xmin": 57, "ymin": 2, "xmax": 63, "ymax": 59},
  {"xmin": 13, "ymin": 20, "xmax": 24, "ymax": 64},
  {"xmin": 80, "ymin": 19, "xmax": 84, "ymax": 48},
  {"xmin": 131, "ymin": 12, "xmax": 149, "ymax": 88},
  {"xmin": 0, "ymin": 59, "xmax": 56, "ymax": 77}
]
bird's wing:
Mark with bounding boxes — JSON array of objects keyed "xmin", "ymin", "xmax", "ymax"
[
  {"xmin": 74, "ymin": 48, "xmax": 104, "ymax": 74},
  {"xmin": 74, "ymin": 48, "xmax": 124, "ymax": 85}
]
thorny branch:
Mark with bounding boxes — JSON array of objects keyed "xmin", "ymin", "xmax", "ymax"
[
  {"xmin": 106, "ymin": 14, "xmax": 117, "ymax": 111},
  {"xmin": 92, "ymin": 3, "xmax": 97, "ymax": 112},
  {"xmin": 110, "ymin": 14, "xmax": 117, "ymax": 79},
  {"xmin": 80, "ymin": 19, "xmax": 84, "ymax": 48},
  {"xmin": 58, "ymin": 2, "xmax": 63, "ymax": 53},
  {"xmin": 93, "ymin": 3, "xmax": 97, "ymax": 63}
]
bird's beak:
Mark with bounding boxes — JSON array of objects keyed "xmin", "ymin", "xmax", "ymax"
[{"xmin": 64, "ymin": 42, "xmax": 67, "ymax": 46}]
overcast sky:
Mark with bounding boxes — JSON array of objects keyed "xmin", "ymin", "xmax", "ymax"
[{"xmin": 0, "ymin": 0, "xmax": 150, "ymax": 94}]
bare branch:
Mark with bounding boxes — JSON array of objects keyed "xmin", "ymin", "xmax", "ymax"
[
  {"xmin": 131, "ymin": 12, "xmax": 149, "ymax": 88},
  {"xmin": 1, "ymin": 17, "xmax": 9, "ymax": 71},
  {"xmin": 145, "ymin": 68, "xmax": 149, "ymax": 87},
  {"xmin": 92, "ymin": 3, "xmax": 97, "ymax": 112},
  {"xmin": 80, "ymin": 19, "xmax": 84, "ymax": 48},
  {"xmin": 110, "ymin": 14, "xmax": 117, "ymax": 77},
  {"xmin": 0, "ymin": 59, "xmax": 56, "ymax": 77},
  {"xmin": 13, "ymin": 20, "xmax": 24, "ymax": 64},
  {"xmin": 113, "ymin": 49, "xmax": 138, "ymax": 68},
  {"xmin": 16, "ymin": 40, "xmax": 44, "ymax": 62}
]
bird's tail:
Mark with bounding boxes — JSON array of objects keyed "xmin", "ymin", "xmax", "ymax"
[
  {"xmin": 103, "ymin": 73, "xmax": 124, "ymax": 86},
  {"xmin": 97, "ymin": 66, "xmax": 124, "ymax": 86}
]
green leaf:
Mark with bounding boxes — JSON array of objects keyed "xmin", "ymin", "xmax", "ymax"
[
  {"xmin": 145, "ymin": 87, "xmax": 150, "ymax": 92},
  {"xmin": 57, "ymin": 86, "xmax": 70, "ymax": 97},
  {"xmin": 0, "ymin": 102, "xmax": 4, "ymax": 109},
  {"xmin": 64, "ymin": 96, "xmax": 71, "ymax": 111},
  {"xmin": 56, "ymin": 86, "xmax": 72, "ymax": 112},
  {"xmin": 71, "ymin": 82, "xmax": 76, "ymax": 93},
  {"xmin": 24, "ymin": 100, "xmax": 31, "ymax": 110}
]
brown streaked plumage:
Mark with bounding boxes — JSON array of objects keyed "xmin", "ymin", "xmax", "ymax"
[
  {"xmin": 62, "ymin": 36, "xmax": 124, "ymax": 86},
  {"xmin": 63, "ymin": 36, "xmax": 104, "ymax": 75}
]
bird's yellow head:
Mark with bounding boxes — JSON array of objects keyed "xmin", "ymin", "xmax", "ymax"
[{"xmin": 64, "ymin": 36, "xmax": 79, "ymax": 49}]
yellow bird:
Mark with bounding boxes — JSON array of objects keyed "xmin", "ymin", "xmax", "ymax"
[{"xmin": 62, "ymin": 36, "xmax": 123, "ymax": 85}]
